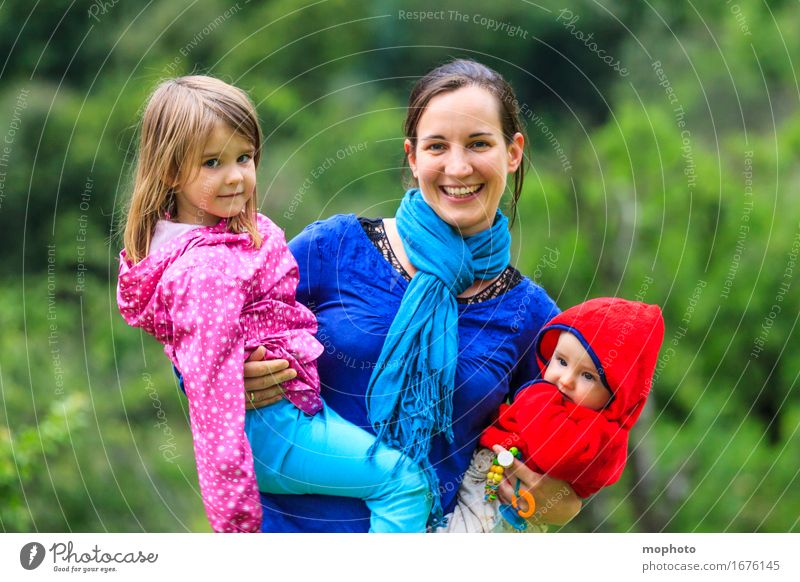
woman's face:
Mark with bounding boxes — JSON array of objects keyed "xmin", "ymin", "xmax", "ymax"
[{"xmin": 406, "ymin": 85, "xmax": 524, "ymax": 236}]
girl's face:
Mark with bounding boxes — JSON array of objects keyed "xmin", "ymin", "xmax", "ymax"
[
  {"xmin": 405, "ymin": 85, "xmax": 524, "ymax": 236},
  {"xmin": 175, "ymin": 121, "xmax": 256, "ymax": 226}
]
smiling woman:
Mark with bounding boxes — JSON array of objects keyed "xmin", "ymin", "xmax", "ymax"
[
  {"xmin": 402, "ymin": 60, "xmax": 529, "ymax": 228},
  {"xmin": 405, "ymin": 84, "xmax": 524, "ymax": 236},
  {"xmin": 246, "ymin": 59, "xmax": 583, "ymax": 531}
]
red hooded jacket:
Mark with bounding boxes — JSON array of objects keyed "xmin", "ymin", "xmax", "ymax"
[{"xmin": 479, "ymin": 297, "xmax": 665, "ymax": 497}]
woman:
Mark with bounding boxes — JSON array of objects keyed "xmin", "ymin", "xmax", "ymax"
[{"xmin": 242, "ymin": 59, "xmax": 581, "ymax": 532}]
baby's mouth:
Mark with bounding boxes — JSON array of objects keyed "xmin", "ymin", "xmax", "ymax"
[{"xmin": 556, "ymin": 387, "xmax": 574, "ymax": 403}]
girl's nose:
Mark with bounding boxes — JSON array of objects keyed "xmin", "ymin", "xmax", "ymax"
[{"xmin": 226, "ymin": 166, "xmax": 243, "ymax": 184}]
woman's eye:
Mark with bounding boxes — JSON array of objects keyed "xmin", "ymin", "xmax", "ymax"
[
  {"xmin": 237, "ymin": 154, "xmax": 252, "ymax": 163},
  {"xmin": 471, "ymin": 140, "xmax": 490, "ymax": 149},
  {"xmin": 427, "ymin": 143, "xmax": 445, "ymax": 152},
  {"xmin": 203, "ymin": 159, "xmax": 220, "ymax": 168}
]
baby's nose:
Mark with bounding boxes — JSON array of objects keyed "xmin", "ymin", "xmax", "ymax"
[{"xmin": 560, "ymin": 372, "xmax": 576, "ymax": 390}]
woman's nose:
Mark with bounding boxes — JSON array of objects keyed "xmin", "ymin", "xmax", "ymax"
[{"xmin": 445, "ymin": 147, "xmax": 472, "ymax": 178}]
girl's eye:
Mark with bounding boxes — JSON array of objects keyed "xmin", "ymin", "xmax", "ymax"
[
  {"xmin": 237, "ymin": 154, "xmax": 252, "ymax": 163},
  {"xmin": 203, "ymin": 159, "xmax": 220, "ymax": 168}
]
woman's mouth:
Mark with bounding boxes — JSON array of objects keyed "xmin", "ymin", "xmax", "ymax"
[{"xmin": 439, "ymin": 184, "xmax": 484, "ymax": 201}]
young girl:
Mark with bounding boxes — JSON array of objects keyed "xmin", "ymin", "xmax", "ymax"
[{"xmin": 117, "ymin": 75, "xmax": 430, "ymax": 533}]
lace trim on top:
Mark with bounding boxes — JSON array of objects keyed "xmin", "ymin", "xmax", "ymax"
[{"xmin": 359, "ymin": 217, "xmax": 523, "ymax": 305}]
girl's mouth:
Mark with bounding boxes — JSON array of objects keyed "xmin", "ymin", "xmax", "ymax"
[{"xmin": 439, "ymin": 184, "xmax": 484, "ymax": 201}]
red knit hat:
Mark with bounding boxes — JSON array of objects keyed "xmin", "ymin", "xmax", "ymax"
[{"xmin": 535, "ymin": 297, "xmax": 665, "ymax": 429}]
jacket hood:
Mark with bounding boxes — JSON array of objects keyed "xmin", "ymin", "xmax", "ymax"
[
  {"xmin": 535, "ymin": 297, "xmax": 665, "ymax": 429},
  {"xmin": 117, "ymin": 219, "xmax": 254, "ymax": 339}
]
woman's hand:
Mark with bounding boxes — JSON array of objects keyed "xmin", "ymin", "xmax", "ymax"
[
  {"xmin": 243, "ymin": 346, "xmax": 297, "ymax": 410},
  {"xmin": 493, "ymin": 445, "xmax": 582, "ymax": 526}
]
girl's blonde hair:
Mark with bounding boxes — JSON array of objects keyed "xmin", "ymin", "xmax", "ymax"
[{"xmin": 123, "ymin": 75, "xmax": 263, "ymax": 263}]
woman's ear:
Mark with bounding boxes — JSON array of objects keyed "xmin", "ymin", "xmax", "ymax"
[
  {"xmin": 405, "ymin": 138, "xmax": 418, "ymax": 178},
  {"xmin": 507, "ymin": 132, "xmax": 525, "ymax": 173}
]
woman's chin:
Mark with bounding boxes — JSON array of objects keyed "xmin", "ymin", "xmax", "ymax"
[
  {"xmin": 443, "ymin": 216, "xmax": 492, "ymax": 236},
  {"xmin": 435, "ymin": 207, "xmax": 496, "ymax": 236}
]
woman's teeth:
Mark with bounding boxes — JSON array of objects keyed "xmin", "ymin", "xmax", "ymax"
[{"xmin": 442, "ymin": 185, "xmax": 482, "ymax": 197}]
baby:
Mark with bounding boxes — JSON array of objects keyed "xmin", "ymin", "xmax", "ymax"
[{"xmin": 443, "ymin": 297, "xmax": 665, "ymax": 532}]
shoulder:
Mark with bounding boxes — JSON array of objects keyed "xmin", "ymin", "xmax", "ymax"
[
  {"xmin": 496, "ymin": 275, "xmax": 560, "ymax": 344},
  {"xmin": 294, "ymin": 214, "xmax": 360, "ymax": 239},
  {"xmin": 255, "ymin": 212, "xmax": 286, "ymax": 239},
  {"xmin": 160, "ymin": 238, "xmax": 244, "ymax": 289},
  {"xmin": 161, "ymin": 259, "xmax": 231, "ymax": 291},
  {"xmin": 288, "ymin": 214, "xmax": 362, "ymax": 255},
  {"xmin": 514, "ymin": 275, "xmax": 559, "ymax": 308},
  {"xmin": 497, "ymin": 274, "xmax": 559, "ymax": 318}
]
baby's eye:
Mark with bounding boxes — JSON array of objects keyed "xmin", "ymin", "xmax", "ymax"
[
  {"xmin": 237, "ymin": 154, "xmax": 252, "ymax": 163},
  {"xmin": 582, "ymin": 372, "xmax": 595, "ymax": 381},
  {"xmin": 203, "ymin": 158, "xmax": 220, "ymax": 168},
  {"xmin": 558, "ymin": 358, "xmax": 567, "ymax": 366}
]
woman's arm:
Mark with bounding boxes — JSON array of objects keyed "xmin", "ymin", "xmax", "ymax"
[{"xmin": 494, "ymin": 447, "xmax": 581, "ymax": 526}]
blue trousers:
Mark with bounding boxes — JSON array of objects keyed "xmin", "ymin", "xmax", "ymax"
[{"xmin": 245, "ymin": 399, "xmax": 431, "ymax": 532}]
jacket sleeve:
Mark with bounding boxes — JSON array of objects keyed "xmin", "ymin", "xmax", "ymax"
[
  {"xmin": 479, "ymin": 404, "xmax": 525, "ymax": 452},
  {"xmin": 165, "ymin": 266, "xmax": 262, "ymax": 533},
  {"xmin": 254, "ymin": 225, "xmax": 324, "ymax": 411}
]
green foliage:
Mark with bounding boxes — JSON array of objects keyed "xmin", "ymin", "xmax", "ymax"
[{"xmin": 0, "ymin": 392, "xmax": 88, "ymax": 531}]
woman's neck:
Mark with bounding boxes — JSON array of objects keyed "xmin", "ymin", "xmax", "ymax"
[{"xmin": 382, "ymin": 217, "xmax": 502, "ymax": 298}]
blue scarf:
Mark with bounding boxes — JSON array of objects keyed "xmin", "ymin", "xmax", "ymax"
[{"xmin": 366, "ymin": 188, "xmax": 511, "ymax": 524}]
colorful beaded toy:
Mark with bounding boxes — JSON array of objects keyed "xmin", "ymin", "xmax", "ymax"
[{"xmin": 483, "ymin": 446, "xmax": 521, "ymax": 501}]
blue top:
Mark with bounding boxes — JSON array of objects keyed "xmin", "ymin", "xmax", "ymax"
[{"xmin": 259, "ymin": 214, "xmax": 559, "ymax": 532}]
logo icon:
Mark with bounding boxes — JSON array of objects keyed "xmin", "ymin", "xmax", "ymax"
[{"xmin": 20, "ymin": 542, "xmax": 46, "ymax": 570}]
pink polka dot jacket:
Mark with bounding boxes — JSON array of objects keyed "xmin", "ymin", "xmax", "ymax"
[{"xmin": 117, "ymin": 214, "xmax": 324, "ymax": 532}]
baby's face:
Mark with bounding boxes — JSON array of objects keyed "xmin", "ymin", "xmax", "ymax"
[{"xmin": 544, "ymin": 332, "xmax": 612, "ymax": 410}]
